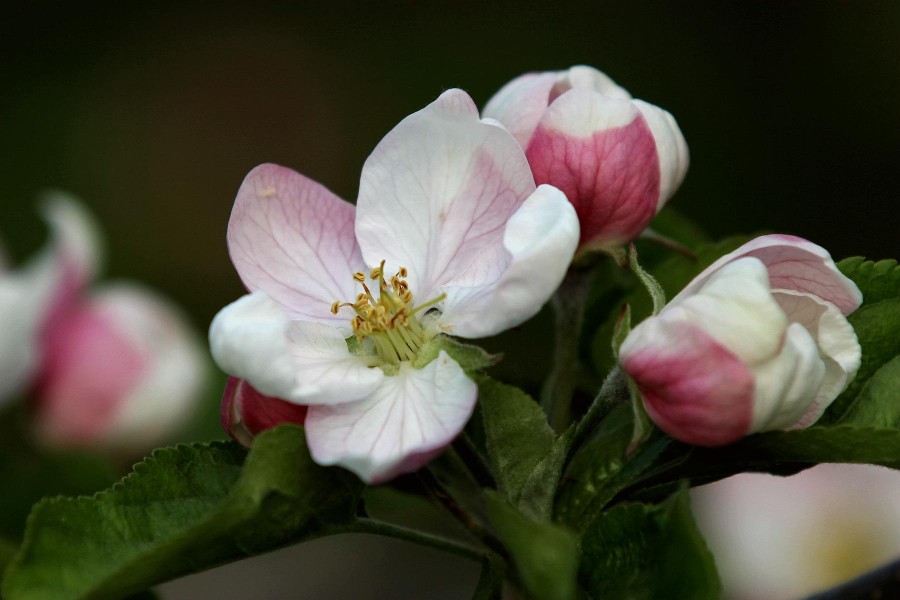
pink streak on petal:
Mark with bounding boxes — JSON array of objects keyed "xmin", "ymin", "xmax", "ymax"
[
  {"xmin": 526, "ymin": 113, "xmax": 660, "ymax": 247},
  {"xmin": 227, "ymin": 163, "xmax": 365, "ymax": 326},
  {"xmin": 622, "ymin": 322, "xmax": 755, "ymax": 446},
  {"xmin": 32, "ymin": 304, "xmax": 147, "ymax": 445},
  {"xmin": 221, "ymin": 376, "xmax": 307, "ymax": 447},
  {"xmin": 671, "ymin": 235, "xmax": 862, "ymax": 316}
]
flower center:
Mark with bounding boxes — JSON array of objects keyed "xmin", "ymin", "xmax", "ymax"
[{"xmin": 331, "ymin": 261, "xmax": 444, "ymax": 365}]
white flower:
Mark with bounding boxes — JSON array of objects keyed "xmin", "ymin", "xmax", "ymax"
[{"xmin": 210, "ymin": 89, "xmax": 580, "ymax": 483}]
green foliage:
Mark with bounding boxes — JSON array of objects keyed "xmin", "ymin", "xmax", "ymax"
[
  {"xmin": 838, "ymin": 257, "xmax": 900, "ymax": 305},
  {"xmin": 579, "ymin": 488, "xmax": 720, "ymax": 600},
  {"xmin": 485, "ymin": 491, "xmax": 579, "ymax": 600},
  {"xmin": 2, "ymin": 425, "xmax": 362, "ymax": 600},
  {"xmin": 823, "ymin": 267, "xmax": 900, "ymax": 422},
  {"xmin": 556, "ymin": 406, "xmax": 674, "ymax": 529},
  {"xmin": 478, "ymin": 377, "xmax": 571, "ymax": 521}
]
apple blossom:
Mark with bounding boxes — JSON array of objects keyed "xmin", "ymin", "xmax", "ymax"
[
  {"xmin": 483, "ymin": 65, "xmax": 689, "ymax": 252},
  {"xmin": 619, "ymin": 235, "xmax": 862, "ymax": 446},
  {"xmin": 209, "ymin": 89, "xmax": 580, "ymax": 483},
  {"xmin": 0, "ymin": 194, "xmax": 208, "ymax": 453},
  {"xmin": 693, "ymin": 465, "xmax": 900, "ymax": 600}
]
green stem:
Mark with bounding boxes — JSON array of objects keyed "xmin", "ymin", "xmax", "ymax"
[
  {"xmin": 347, "ymin": 518, "xmax": 486, "ymax": 562},
  {"xmin": 568, "ymin": 367, "xmax": 630, "ymax": 457},
  {"xmin": 541, "ymin": 266, "xmax": 597, "ymax": 433}
]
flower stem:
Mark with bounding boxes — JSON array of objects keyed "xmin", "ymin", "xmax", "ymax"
[
  {"xmin": 541, "ymin": 266, "xmax": 597, "ymax": 433},
  {"xmin": 347, "ymin": 518, "xmax": 487, "ymax": 562}
]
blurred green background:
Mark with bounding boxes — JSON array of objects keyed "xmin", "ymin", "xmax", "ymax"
[{"xmin": 1, "ymin": 2, "xmax": 898, "ymax": 598}]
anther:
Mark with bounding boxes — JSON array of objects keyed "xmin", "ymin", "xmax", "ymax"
[
  {"xmin": 330, "ymin": 301, "xmax": 341, "ymax": 315},
  {"xmin": 353, "ymin": 272, "xmax": 366, "ymax": 282}
]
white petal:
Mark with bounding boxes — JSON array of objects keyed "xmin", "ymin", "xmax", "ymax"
[
  {"xmin": 227, "ymin": 163, "xmax": 366, "ymax": 330},
  {"xmin": 355, "ymin": 88, "xmax": 537, "ymax": 302},
  {"xmin": 672, "ymin": 234, "xmax": 862, "ymax": 315},
  {"xmin": 0, "ymin": 195, "xmax": 103, "ymax": 405},
  {"xmin": 437, "ymin": 184, "xmax": 579, "ymax": 339},
  {"xmin": 750, "ymin": 323, "xmax": 826, "ymax": 432},
  {"xmin": 633, "ymin": 100, "xmax": 689, "ymax": 210},
  {"xmin": 556, "ymin": 65, "xmax": 632, "ymax": 100},
  {"xmin": 285, "ymin": 319, "xmax": 384, "ymax": 405},
  {"xmin": 674, "ymin": 258, "xmax": 788, "ymax": 365},
  {"xmin": 773, "ymin": 290, "xmax": 862, "ymax": 427},
  {"xmin": 482, "ymin": 71, "xmax": 558, "ymax": 148},
  {"xmin": 305, "ymin": 351, "xmax": 477, "ymax": 484},
  {"xmin": 209, "ymin": 291, "xmax": 382, "ymax": 405},
  {"xmin": 0, "ymin": 276, "xmax": 43, "ymax": 404}
]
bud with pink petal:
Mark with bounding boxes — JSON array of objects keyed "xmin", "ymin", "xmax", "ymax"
[
  {"xmin": 220, "ymin": 376, "xmax": 307, "ymax": 446},
  {"xmin": 619, "ymin": 235, "xmax": 862, "ymax": 446},
  {"xmin": 484, "ymin": 65, "xmax": 689, "ymax": 252},
  {"xmin": 0, "ymin": 195, "xmax": 208, "ymax": 454},
  {"xmin": 32, "ymin": 283, "xmax": 208, "ymax": 453}
]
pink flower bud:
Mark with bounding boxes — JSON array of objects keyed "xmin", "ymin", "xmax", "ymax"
[
  {"xmin": 220, "ymin": 376, "xmax": 307, "ymax": 446},
  {"xmin": 484, "ymin": 66, "xmax": 689, "ymax": 251},
  {"xmin": 619, "ymin": 235, "xmax": 863, "ymax": 446},
  {"xmin": 31, "ymin": 284, "xmax": 208, "ymax": 454}
]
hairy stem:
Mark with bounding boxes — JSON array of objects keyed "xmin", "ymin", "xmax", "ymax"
[{"xmin": 542, "ymin": 266, "xmax": 597, "ymax": 433}]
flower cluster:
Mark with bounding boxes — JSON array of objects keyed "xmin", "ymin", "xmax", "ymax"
[
  {"xmin": 0, "ymin": 195, "xmax": 207, "ymax": 454},
  {"xmin": 210, "ymin": 65, "xmax": 862, "ymax": 484}
]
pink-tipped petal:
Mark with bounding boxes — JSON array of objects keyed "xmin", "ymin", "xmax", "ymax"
[
  {"xmin": 620, "ymin": 317, "xmax": 755, "ymax": 446},
  {"xmin": 482, "ymin": 71, "xmax": 559, "ymax": 148},
  {"xmin": 672, "ymin": 235, "xmax": 863, "ymax": 315},
  {"xmin": 305, "ymin": 351, "xmax": 476, "ymax": 484},
  {"xmin": 438, "ymin": 184, "xmax": 579, "ymax": 338},
  {"xmin": 228, "ymin": 163, "xmax": 365, "ymax": 330},
  {"xmin": 221, "ymin": 376, "xmax": 307, "ymax": 447},
  {"xmin": 526, "ymin": 88, "xmax": 661, "ymax": 247},
  {"xmin": 355, "ymin": 88, "xmax": 537, "ymax": 301}
]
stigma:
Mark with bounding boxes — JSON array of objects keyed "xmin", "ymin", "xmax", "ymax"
[{"xmin": 331, "ymin": 261, "xmax": 444, "ymax": 365}]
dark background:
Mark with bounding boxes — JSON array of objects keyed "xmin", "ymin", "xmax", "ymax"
[{"xmin": 1, "ymin": 2, "xmax": 897, "ymax": 598}]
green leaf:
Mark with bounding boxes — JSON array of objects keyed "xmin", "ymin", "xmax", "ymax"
[
  {"xmin": 478, "ymin": 377, "xmax": 570, "ymax": 521},
  {"xmin": 626, "ymin": 426, "xmax": 900, "ymax": 502},
  {"xmin": 579, "ymin": 487, "xmax": 720, "ymax": 600},
  {"xmin": 2, "ymin": 424, "xmax": 362, "ymax": 600},
  {"xmin": 841, "ymin": 355, "xmax": 900, "ymax": 428},
  {"xmin": 485, "ymin": 491, "xmax": 579, "ymax": 600},
  {"xmin": 838, "ymin": 257, "xmax": 900, "ymax": 305},
  {"xmin": 555, "ymin": 405, "xmax": 673, "ymax": 529},
  {"xmin": 823, "ymin": 298, "xmax": 900, "ymax": 423},
  {"xmin": 0, "ymin": 537, "xmax": 17, "ymax": 581}
]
